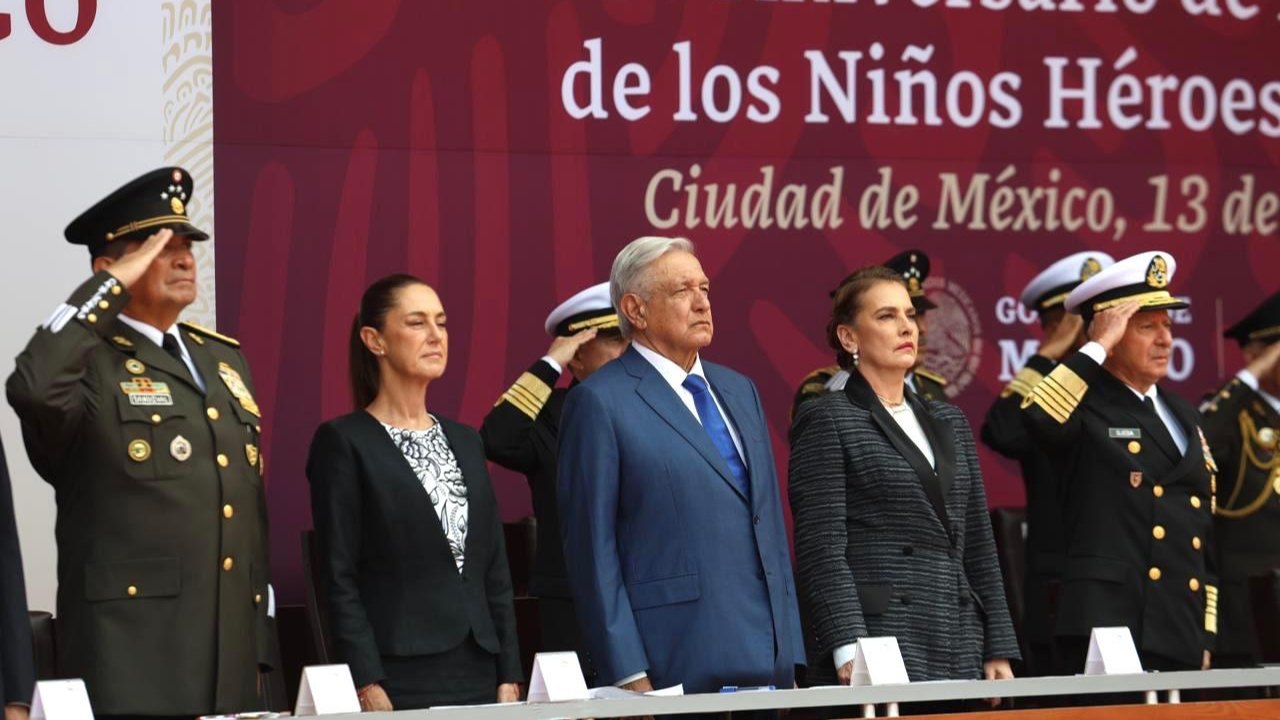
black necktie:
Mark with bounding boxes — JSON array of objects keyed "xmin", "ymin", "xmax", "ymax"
[
  {"xmin": 162, "ymin": 333, "xmax": 193, "ymax": 382},
  {"xmin": 1142, "ymin": 395, "xmax": 1182, "ymax": 457}
]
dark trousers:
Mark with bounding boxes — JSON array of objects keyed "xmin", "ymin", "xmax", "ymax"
[{"xmin": 539, "ymin": 596, "xmax": 597, "ymax": 685}]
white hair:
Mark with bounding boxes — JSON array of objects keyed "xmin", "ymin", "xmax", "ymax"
[{"xmin": 609, "ymin": 236, "xmax": 696, "ymax": 338}]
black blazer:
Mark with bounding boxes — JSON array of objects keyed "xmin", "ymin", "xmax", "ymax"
[
  {"xmin": 789, "ymin": 368, "xmax": 1020, "ymax": 683},
  {"xmin": 0, "ymin": 438, "xmax": 34, "ymax": 706},
  {"xmin": 306, "ymin": 411, "xmax": 521, "ymax": 687}
]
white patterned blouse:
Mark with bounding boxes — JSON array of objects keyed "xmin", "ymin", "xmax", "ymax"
[{"xmin": 381, "ymin": 418, "xmax": 469, "ymax": 571}]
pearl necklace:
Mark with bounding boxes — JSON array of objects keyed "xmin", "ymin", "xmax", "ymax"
[{"xmin": 876, "ymin": 393, "xmax": 911, "ymax": 415}]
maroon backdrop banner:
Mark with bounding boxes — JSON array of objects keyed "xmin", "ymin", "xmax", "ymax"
[{"xmin": 211, "ymin": 0, "xmax": 1280, "ymax": 601}]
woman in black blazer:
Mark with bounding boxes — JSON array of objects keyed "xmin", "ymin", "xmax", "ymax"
[
  {"xmin": 789, "ymin": 266, "xmax": 1019, "ymax": 690},
  {"xmin": 307, "ymin": 274, "xmax": 521, "ymax": 711}
]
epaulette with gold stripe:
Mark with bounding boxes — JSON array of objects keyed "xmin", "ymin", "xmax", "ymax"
[
  {"xmin": 1020, "ymin": 363, "xmax": 1087, "ymax": 423},
  {"xmin": 496, "ymin": 371, "xmax": 553, "ymax": 420},
  {"xmin": 1001, "ymin": 366, "xmax": 1045, "ymax": 399},
  {"xmin": 800, "ymin": 365, "xmax": 840, "ymax": 387},
  {"xmin": 914, "ymin": 368, "xmax": 948, "ymax": 386},
  {"xmin": 180, "ymin": 321, "xmax": 241, "ymax": 348}
]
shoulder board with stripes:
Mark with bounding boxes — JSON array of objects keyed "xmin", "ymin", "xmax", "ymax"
[
  {"xmin": 180, "ymin": 321, "xmax": 241, "ymax": 348},
  {"xmin": 914, "ymin": 368, "xmax": 948, "ymax": 386}
]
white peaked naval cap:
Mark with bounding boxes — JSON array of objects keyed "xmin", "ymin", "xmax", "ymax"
[
  {"xmin": 1064, "ymin": 250, "xmax": 1188, "ymax": 319},
  {"xmin": 1020, "ymin": 251, "xmax": 1115, "ymax": 312},
  {"xmin": 544, "ymin": 281, "xmax": 618, "ymax": 336}
]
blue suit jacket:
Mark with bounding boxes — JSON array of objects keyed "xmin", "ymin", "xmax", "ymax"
[{"xmin": 557, "ymin": 345, "xmax": 804, "ymax": 693}]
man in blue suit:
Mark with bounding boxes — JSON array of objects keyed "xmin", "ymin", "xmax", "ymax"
[{"xmin": 558, "ymin": 236, "xmax": 805, "ymax": 694}]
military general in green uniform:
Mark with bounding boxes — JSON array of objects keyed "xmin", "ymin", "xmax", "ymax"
[{"xmin": 6, "ymin": 168, "xmax": 273, "ymax": 717}]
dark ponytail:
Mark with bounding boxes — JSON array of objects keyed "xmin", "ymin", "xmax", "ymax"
[{"xmin": 349, "ymin": 273, "xmax": 427, "ymax": 409}]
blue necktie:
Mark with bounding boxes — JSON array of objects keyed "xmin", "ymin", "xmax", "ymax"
[{"xmin": 681, "ymin": 374, "xmax": 750, "ymax": 498}]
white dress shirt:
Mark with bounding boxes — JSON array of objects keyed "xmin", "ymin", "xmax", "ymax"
[
  {"xmin": 1078, "ymin": 341, "xmax": 1187, "ymax": 455},
  {"xmin": 117, "ymin": 314, "xmax": 206, "ymax": 392}
]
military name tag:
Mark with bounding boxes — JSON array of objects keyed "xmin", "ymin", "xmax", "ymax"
[
  {"xmin": 1109, "ymin": 427, "xmax": 1141, "ymax": 439},
  {"xmin": 120, "ymin": 379, "xmax": 173, "ymax": 406}
]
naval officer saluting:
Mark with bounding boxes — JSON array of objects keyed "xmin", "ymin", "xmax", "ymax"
[{"xmin": 1019, "ymin": 250, "xmax": 1217, "ymax": 673}]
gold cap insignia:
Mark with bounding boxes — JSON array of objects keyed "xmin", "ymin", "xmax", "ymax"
[
  {"xmin": 170, "ymin": 435, "xmax": 192, "ymax": 462},
  {"xmin": 128, "ymin": 438, "xmax": 151, "ymax": 462},
  {"xmin": 125, "ymin": 359, "xmax": 146, "ymax": 375},
  {"xmin": 171, "ymin": 196, "xmax": 185, "ymax": 215},
  {"xmin": 1146, "ymin": 255, "xmax": 1170, "ymax": 289},
  {"xmin": 1081, "ymin": 257, "xmax": 1102, "ymax": 281}
]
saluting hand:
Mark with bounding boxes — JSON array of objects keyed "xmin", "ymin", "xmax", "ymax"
[
  {"xmin": 103, "ymin": 228, "xmax": 174, "ymax": 289},
  {"xmin": 1039, "ymin": 312, "xmax": 1084, "ymax": 360},
  {"xmin": 546, "ymin": 327, "xmax": 599, "ymax": 368},
  {"xmin": 1087, "ymin": 300, "xmax": 1142, "ymax": 355},
  {"xmin": 1245, "ymin": 340, "xmax": 1280, "ymax": 382}
]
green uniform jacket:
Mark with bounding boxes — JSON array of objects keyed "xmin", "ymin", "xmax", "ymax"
[
  {"xmin": 5, "ymin": 271, "xmax": 272, "ymax": 716},
  {"xmin": 911, "ymin": 368, "xmax": 949, "ymax": 403},
  {"xmin": 1199, "ymin": 376, "xmax": 1280, "ymax": 662}
]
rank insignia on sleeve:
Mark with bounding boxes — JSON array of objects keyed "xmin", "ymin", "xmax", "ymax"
[{"xmin": 218, "ymin": 362, "xmax": 261, "ymax": 417}]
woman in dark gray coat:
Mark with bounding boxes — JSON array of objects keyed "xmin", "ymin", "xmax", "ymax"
[{"xmin": 789, "ymin": 266, "xmax": 1019, "ymax": 687}]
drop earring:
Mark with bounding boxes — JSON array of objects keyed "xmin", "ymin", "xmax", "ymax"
[{"xmin": 852, "ymin": 348, "xmax": 860, "ymax": 366}]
